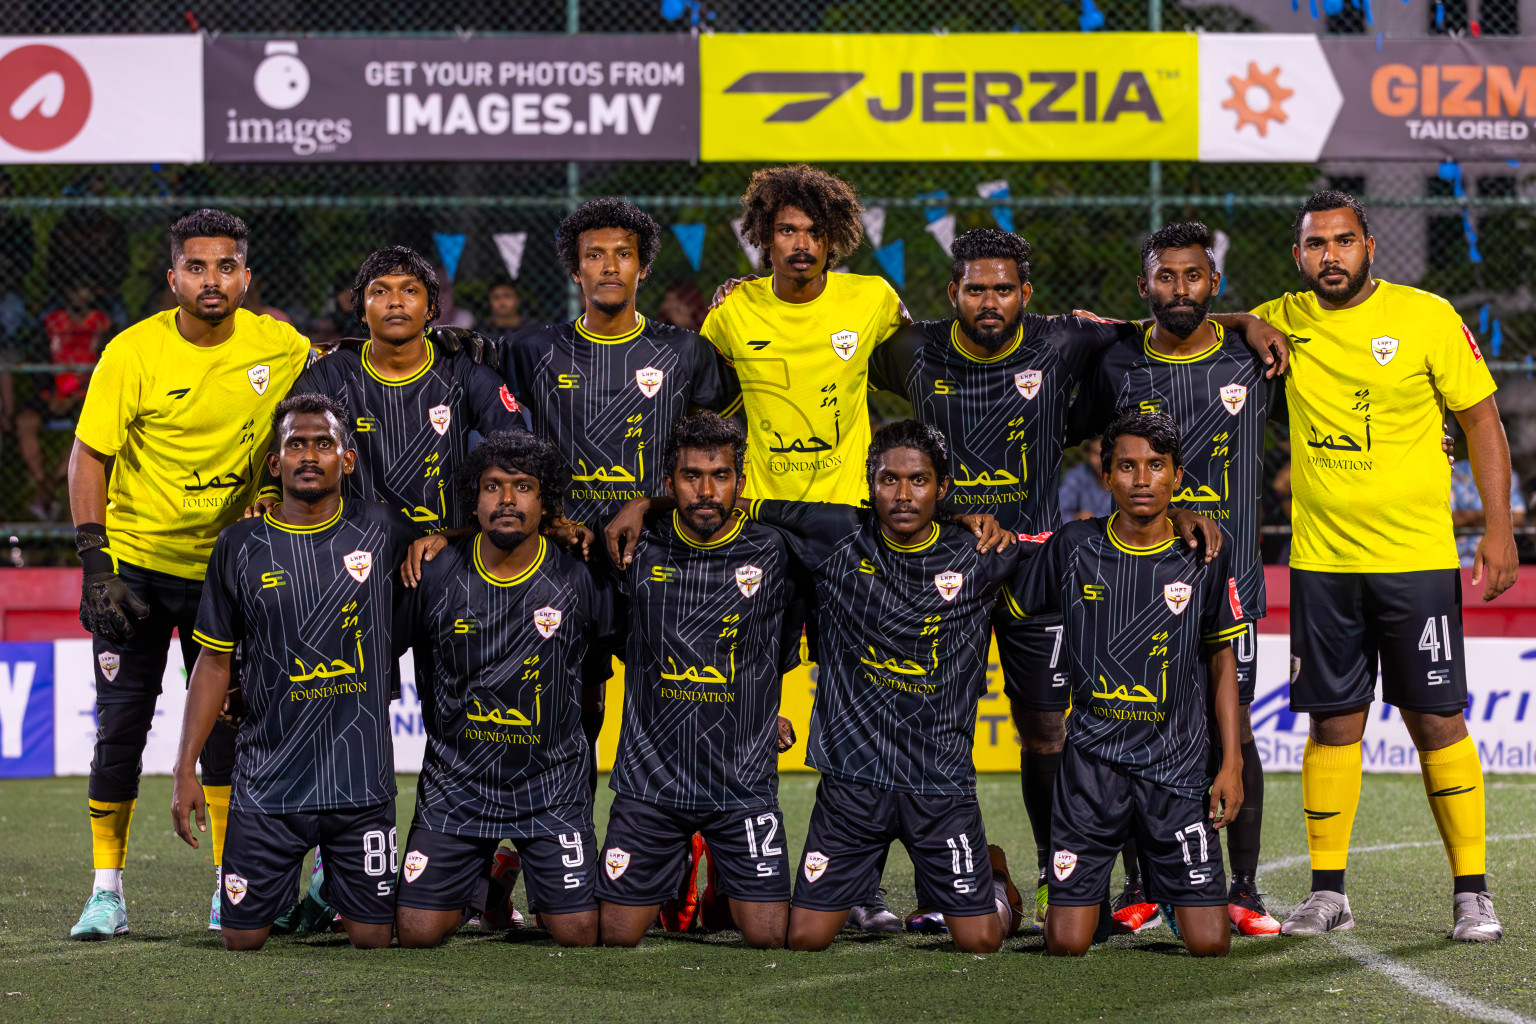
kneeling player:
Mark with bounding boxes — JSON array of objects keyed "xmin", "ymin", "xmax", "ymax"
[
  {"xmin": 170, "ymin": 394, "xmax": 416, "ymax": 950},
  {"xmin": 1012, "ymin": 411, "xmax": 1245, "ymax": 958},
  {"xmin": 597, "ymin": 413, "xmax": 801, "ymax": 949},
  {"xmin": 396, "ymin": 432, "xmax": 606, "ymax": 948}
]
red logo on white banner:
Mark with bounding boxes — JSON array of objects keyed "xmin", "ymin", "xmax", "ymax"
[{"xmin": 0, "ymin": 46, "xmax": 91, "ymax": 152}]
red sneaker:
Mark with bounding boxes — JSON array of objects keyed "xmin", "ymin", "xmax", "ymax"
[
  {"xmin": 659, "ymin": 832, "xmax": 708, "ymax": 932},
  {"xmin": 1228, "ymin": 877, "xmax": 1281, "ymax": 936},
  {"xmin": 1110, "ymin": 879, "xmax": 1162, "ymax": 933}
]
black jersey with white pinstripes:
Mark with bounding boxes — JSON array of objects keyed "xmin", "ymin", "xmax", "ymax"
[
  {"xmin": 193, "ymin": 499, "xmax": 415, "ymax": 814},
  {"xmin": 408, "ymin": 534, "xmax": 608, "ymax": 839},
  {"xmin": 1072, "ymin": 324, "xmax": 1270, "ymax": 618},
  {"xmin": 750, "ymin": 500, "xmax": 1040, "ymax": 796},
  {"xmin": 288, "ymin": 339, "xmax": 528, "ymax": 535},
  {"xmin": 610, "ymin": 510, "xmax": 800, "ymax": 812},
  {"xmin": 506, "ymin": 315, "xmax": 737, "ymax": 527},
  {"xmin": 1009, "ymin": 516, "xmax": 1246, "ymax": 797},
  {"xmin": 868, "ymin": 315, "xmax": 1138, "ymax": 535}
]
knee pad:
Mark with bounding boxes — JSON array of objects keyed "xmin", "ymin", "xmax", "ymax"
[{"xmin": 87, "ymin": 701, "xmax": 157, "ymax": 802}]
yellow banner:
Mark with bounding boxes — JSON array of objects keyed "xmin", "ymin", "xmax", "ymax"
[
  {"xmin": 594, "ymin": 637, "xmax": 1023, "ymax": 775},
  {"xmin": 700, "ymin": 33, "xmax": 1198, "ymax": 162}
]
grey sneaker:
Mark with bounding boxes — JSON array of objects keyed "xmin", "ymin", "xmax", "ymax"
[
  {"xmin": 1450, "ymin": 891, "xmax": 1503, "ymax": 942},
  {"xmin": 847, "ymin": 889, "xmax": 902, "ymax": 934},
  {"xmin": 1280, "ymin": 890, "xmax": 1354, "ymax": 936}
]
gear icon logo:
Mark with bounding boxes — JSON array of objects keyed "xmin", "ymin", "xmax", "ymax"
[{"xmin": 1221, "ymin": 62, "xmax": 1293, "ymax": 137}]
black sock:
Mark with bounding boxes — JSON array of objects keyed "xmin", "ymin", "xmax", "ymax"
[
  {"xmin": 1122, "ymin": 839, "xmax": 1142, "ymax": 887},
  {"xmin": 1021, "ymin": 750, "xmax": 1061, "ymax": 873},
  {"xmin": 1226, "ymin": 738, "xmax": 1264, "ymax": 880},
  {"xmin": 1312, "ymin": 869, "xmax": 1345, "ymax": 894},
  {"xmin": 1453, "ymin": 874, "xmax": 1487, "ymax": 895}
]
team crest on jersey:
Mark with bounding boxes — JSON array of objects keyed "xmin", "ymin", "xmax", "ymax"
[
  {"xmin": 1370, "ymin": 335, "xmax": 1399, "ymax": 366},
  {"xmin": 803, "ymin": 850, "xmax": 830, "ymax": 882},
  {"xmin": 402, "ymin": 850, "xmax": 429, "ymax": 883},
  {"xmin": 342, "ymin": 550, "xmax": 374, "ymax": 583},
  {"xmin": 1163, "ymin": 581, "xmax": 1192, "ymax": 615},
  {"xmin": 498, "ymin": 385, "xmax": 520, "ymax": 412},
  {"xmin": 1014, "ymin": 369, "xmax": 1043, "ymax": 400},
  {"xmin": 635, "ymin": 366, "xmax": 664, "ymax": 398},
  {"xmin": 1228, "ymin": 577, "xmax": 1244, "ymax": 620},
  {"xmin": 1052, "ymin": 849, "xmax": 1078, "ymax": 881},
  {"xmin": 735, "ymin": 564, "xmax": 764, "ymax": 598},
  {"xmin": 428, "ymin": 403, "xmax": 452, "ymax": 436},
  {"xmin": 605, "ymin": 847, "xmax": 631, "ymax": 880},
  {"xmin": 1220, "ymin": 383, "xmax": 1248, "ymax": 416},
  {"xmin": 533, "ymin": 606, "xmax": 563, "ymax": 639},
  {"xmin": 934, "ymin": 571, "xmax": 964, "ymax": 602},
  {"xmin": 224, "ymin": 872, "xmax": 249, "ymax": 905},
  {"xmin": 247, "ymin": 364, "xmax": 270, "ymax": 396},
  {"xmin": 830, "ymin": 329, "xmax": 859, "ymax": 361},
  {"xmin": 97, "ymin": 651, "xmax": 121, "ymax": 682}
]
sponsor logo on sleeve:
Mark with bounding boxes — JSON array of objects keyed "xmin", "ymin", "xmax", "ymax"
[
  {"xmin": 1220, "ymin": 383, "xmax": 1248, "ymax": 415},
  {"xmin": 605, "ymin": 847, "xmax": 631, "ymax": 880},
  {"xmin": 635, "ymin": 366, "xmax": 664, "ymax": 398},
  {"xmin": 1052, "ymin": 849, "xmax": 1078, "ymax": 881},
  {"xmin": 830, "ymin": 329, "xmax": 858, "ymax": 361},
  {"xmin": 803, "ymin": 850, "xmax": 829, "ymax": 882},
  {"xmin": 533, "ymin": 606, "xmax": 563, "ymax": 639},
  {"xmin": 342, "ymin": 550, "xmax": 373, "ymax": 583},
  {"xmin": 1163, "ymin": 581, "xmax": 1193, "ymax": 615},
  {"xmin": 224, "ymin": 871, "xmax": 249, "ymax": 905},
  {"xmin": 735, "ymin": 564, "xmax": 764, "ymax": 598},
  {"xmin": 1370, "ymin": 335, "xmax": 1399, "ymax": 366},
  {"xmin": 428, "ymin": 403, "xmax": 452, "ymax": 436},
  {"xmin": 1461, "ymin": 323, "xmax": 1484, "ymax": 362},
  {"xmin": 498, "ymin": 384, "xmax": 520, "ymax": 412},
  {"xmin": 96, "ymin": 651, "xmax": 120, "ymax": 682},
  {"xmin": 934, "ymin": 570, "xmax": 963, "ymax": 602},
  {"xmin": 247, "ymin": 364, "xmax": 271, "ymax": 395},
  {"xmin": 1014, "ymin": 368, "xmax": 1043, "ymax": 400},
  {"xmin": 1228, "ymin": 577, "xmax": 1244, "ymax": 620},
  {"xmin": 402, "ymin": 850, "xmax": 428, "ymax": 883}
]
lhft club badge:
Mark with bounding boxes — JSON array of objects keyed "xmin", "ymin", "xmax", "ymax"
[
  {"xmin": 1220, "ymin": 383, "xmax": 1248, "ymax": 416},
  {"xmin": 402, "ymin": 851, "xmax": 428, "ymax": 883},
  {"xmin": 830, "ymin": 329, "xmax": 858, "ymax": 361},
  {"xmin": 1014, "ymin": 369, "xmax": 1042, "ymax": 400},
  {"xmin": 533, "ymin": 606, "xmax": 563, "ymax": 639},
  {"xmin": 247, "ymin": 364, "xmax": 270, "ymax": 395},
  {"xmin": 224, "ymin": 872, "xmax": 249, "ymax": 905},
  {"xmin": 635, "ymin": 366, "xmax": 664, "ymax": 398},
  {"xmin": 1163, "ymin": 581, "xmax": 1192, "ymax": 615},
  {"xmin": 803, "ymin": 850, "xmax": 829, "ymax": 882},
  {"xmin": 1052, "ymin": 849, "xmax": 1077, "ymax": 881},
  {"xmin": 1371, "ymin": 335, "xmax": 1399, "ymax": 366},
  {"xmin": 735, "ymin": 564, "xmax": 763, "ymax": 598},
  {"xmin": 428, "ymin": 404, "xmax": 452, "ymax": 436},
  {"xmin": 934, "ymin": 570, "xmax": 963, "ymax": 602},
  {"xmin": 605, "ymin": 848, "xmax": 631, "ymax": 880},
  {"xmin": 343, "ymin": 550, "xmax": 373, "ymax": 583},
  {"xmin": 97, "ymin": 651, "xmax": 121, "ymax": 682}
]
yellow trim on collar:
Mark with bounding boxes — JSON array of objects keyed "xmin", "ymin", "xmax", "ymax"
[
  {"xmin": 475, "ymin": 533, "xmax": 545, "ymax": 587},
  {"xmin": 949, "ymin": 320, "xmax": 1022, "ymax": 364},
  {"xmin": 1105, "ymin": 512, "xmax": 1178, "ymax": 555},
  {"xmin": 674, "ymin": 508, "xmax": 746, "ymax": 549},
  {"xmin": 264, "ymin": 499, "xmax": 344, "ymax": 534},
  {"xmin": 881, "ymin": 520, "xmax": 940, "ymax": 553},
  {"xmin": 361, "ymin": 339, "xmax": 435, "ymax": 385},
  {"xmin": 1141, "ymin": 323, "xmax": 1224, "ymax": 364},
  {"xmin": 575, "ymin": 313, "xmax": 646, "ymax": 344}
]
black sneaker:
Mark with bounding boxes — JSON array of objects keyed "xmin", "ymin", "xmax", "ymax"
[{"xmin": 847, "ymin": 888, "xmax": 902, "ymax": 934}]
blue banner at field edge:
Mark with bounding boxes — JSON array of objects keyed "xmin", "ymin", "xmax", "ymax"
[{"xmin": 0, "ymin": 642, "xmax": 55, "ymax": 778}]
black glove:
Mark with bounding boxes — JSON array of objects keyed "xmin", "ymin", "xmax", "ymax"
[
  {"xmin": 428, "ymin": 325, "xmax": 501, "ymax": 372},
  {"xmin": 77, "ymin": 525, "xmax": 150, "ymax": 643}
]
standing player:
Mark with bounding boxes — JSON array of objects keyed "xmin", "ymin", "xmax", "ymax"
[
  {"xmin": 169, "ymin": 394, "xmax": 415, "ymax": 950},
  {"xmin": 1254, "ymin": 192, "xmax": 1514, "ymax": 941},
  {"xmin": 598, "ymin": 413, "xmax": 801, "ymax": 949},
  {"xmin": 1011, "ymin": 411, "xmax": 1246, "ymax": 958},
  {"xmin": 1069, "ymin": 221, "xmax": 1276, "ymax": 936},
  {"xmin": 396, "ymin": 432, "xmax": 605, "ymax": 948},
  {"xmin": 868, "ymin": 227, "xmax": 1284, "ymax": 928},
  {"xmin": 67, "ymin": 209, "xmax": 313, "ymax": 939}
]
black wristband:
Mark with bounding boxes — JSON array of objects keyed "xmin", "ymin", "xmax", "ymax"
[{"xmin": 76, "ymin": 524, "xmax": 114, "ymax": 575}]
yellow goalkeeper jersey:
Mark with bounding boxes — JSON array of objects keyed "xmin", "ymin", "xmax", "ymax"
[
  {"xmin": 702, "ymin": 273, "xmax": 907, "ymax": 503},
  {"xmin": 1253, "ymin": 280, "xmax": 1496, "ymax": 573},
  {"xmin": 75, "ymin": 307, "xmax": 313, "ymax": 580}
]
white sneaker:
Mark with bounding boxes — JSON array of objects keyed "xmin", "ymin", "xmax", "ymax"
[
  {"xmin": 1450, "ymin": 891, "xmax": 1503, "ymax": 942},
  {"xmin": 1280, "ymin": 890, "xmax": 1353, "ymax": 936}
]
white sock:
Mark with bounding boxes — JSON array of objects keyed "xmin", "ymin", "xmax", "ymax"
[{"xmin": 94, "ymin": 868, "xmax": 123, "ymax": 896}]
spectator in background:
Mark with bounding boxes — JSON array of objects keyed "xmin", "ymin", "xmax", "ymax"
[
  {"xmin": 47, "ymin": 175, "xmax": 128, "ymax": 295},
  {"xmin": 476, "ymin": 278, "xmax": 528, "ymax": 338},
  {"xmin": 241, "ymin": 278, "xmax": 290, "ymax": 323},
  {"xmin": 658, "ymin": 280, "xmax": 708, "ymax": 331},
  {"xmin": 0, "ymin": 170, "xmax": 35, "ymax": 438},
  {"xmin": 19, "ymin": 284, "xmax": 110, "ymax": 519},
  {"xmin": 1058, "ymin": 435, "xmax": 1114, "ymax": 523},
  {"xmin": 1451, "ymin": 457, "xmax": 1526, "ymax": 567}
]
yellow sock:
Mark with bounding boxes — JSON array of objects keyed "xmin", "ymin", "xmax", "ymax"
[
  {"xmin": 203, "ymin": 784, "xmax": 232, "ymax": 867},
  {"xmin": 88, "ymin": 799, "xmax": 135, "ymax": 870},
  {"xmin": 1419, "ymin": 736, "xmax": 1486, "ymax": 877},
  {"xmin": 1301, "ymin": 739, "xmax": 1362, "ymax": 872}
]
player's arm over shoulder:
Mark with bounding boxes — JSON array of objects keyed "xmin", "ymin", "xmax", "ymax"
[{"xmin": 745, "ymin": 499, "xmax": 857, "ymax": 571}]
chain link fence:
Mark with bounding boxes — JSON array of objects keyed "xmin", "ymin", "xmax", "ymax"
[{"xmin": 2, "ymin": 1, "xmax": 1533, "ymax": 563}]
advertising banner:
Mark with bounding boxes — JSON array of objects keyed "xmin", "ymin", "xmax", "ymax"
[
  {"xmin": 204, "ymin": 35, "xmax": 698, "ymax": 162},
  {"xmin": 0, "ymin": 642, "xmax": 53, "ymax": 778},
  {"xmin": 0, "ymin": 36, "xmax": 203, "ymax": 164},
  {"xmin": 700, "ymin": 33, "xmax": 1199, "ymax": 162}
]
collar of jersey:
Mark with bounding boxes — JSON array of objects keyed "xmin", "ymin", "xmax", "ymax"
[
  {"xmin": 881, "ymin": 520, "xmax": 940, "ymax": 553},
  {"xmin": 1141, "ymin": 322, "xmax": 1224, "ymax": 364},
  {"xmin": 361, "ymin": 339, "xmax": 434, "ymax": 385},
  {"xmin": 1105, "ymin": 511, "xmax": 1178, "ymax": 555},
  {"xmin": 264, "ymin": 498, "xmax": 344, "ymax": 534},
  {"xmin": 575, "ymin": 313, "xmax": 646, "ymax": 345},
  {"xmin": 474, "ymin": 533, "xmax": 545, "ymax": 587},
  {"xmin": 673, "ymin": 508, "xmax": 746, "ymax": 549},
  {"xmin": 949, "ymin": 320, "xmax": 1022, "ymax": 364}
]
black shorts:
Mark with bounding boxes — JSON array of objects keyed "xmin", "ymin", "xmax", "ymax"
[
  {"xmin": 397, "ymin": 823, "xmax": 597, "ymax": 916},
  {"xmin": 597, "ymin": 794, "xmax": 790, "ymax": 906},
  {"xmin": 1290, "ymin": 568, "xmax": 1467, "ymax": 714},
  {"xmin": 220, "ymin": 802, "xmax": 397, "ymax": 929},
  {"xmin": 994, "ymin": 602, "xmax": 1068, "ymax": 713},
  {"xmin": 1049, "ymin": 742, "xmax": 1225, "ymax": 908},
  {"xmin": 792, "ymin": 774, "xmax": 995, "ymax": 917},
  {"xmin": 92, "ymin": 561, "xmax": 204, "ymax": 704},
  {"xmin": 1233, "ymin": 621, "xmax": 1258, "ymax": 706}
]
